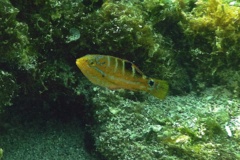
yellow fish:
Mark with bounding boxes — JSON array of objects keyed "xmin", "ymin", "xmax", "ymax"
[{"xmin": 76, "ymin": 54, "xmax": 169, "ymax": 99}]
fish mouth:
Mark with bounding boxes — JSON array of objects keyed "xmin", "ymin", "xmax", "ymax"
[
  {"xmin": 76, "ymin": 57, "xmax": 89, "ymax": 70},
  {"xmin": 76, "ymin": 58, "xmax": 83, "ymax": 68}
]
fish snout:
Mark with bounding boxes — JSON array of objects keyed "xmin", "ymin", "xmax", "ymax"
[{"xmin": 76, "ymin": 57, "xmax": 85, "ymax": 68}]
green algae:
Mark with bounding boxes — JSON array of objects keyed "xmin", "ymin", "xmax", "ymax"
[
  {"xmin": 179, "ymin": 0, "xmax": 240, "ymax": 93},
  {"xmin": 182, "ymin": 0, "xmax": 240, "ymax": 53},
  {"xmin": 0, "ymin": 0, "xmax": 88, "ymax": 112},
  {"xmin": 0, "ymin": 71, "xmax": 19, "ymax": 109},
  {"xmin": 0, "ymin": 0, "xmax": 37, "ymax": 71}
]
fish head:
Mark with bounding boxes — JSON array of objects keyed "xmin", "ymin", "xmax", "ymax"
[
  {"xmin": 76, "ymin": 54, "xmax": 97, "ymax": 68},
  {"xmin": 76, "ymin": 54, "xmax": 108, "ymax": 83},
  {"xmin": 76, "ymin": 54, "xmax": 98, "ymax": 76}
]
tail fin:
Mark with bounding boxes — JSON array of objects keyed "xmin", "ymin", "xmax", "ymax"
[{"xmin": 148, "ymin": 79, "xmax": 169, "ymax": 99}]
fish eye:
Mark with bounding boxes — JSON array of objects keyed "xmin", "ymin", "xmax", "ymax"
[
  {"xmin": 148, "ymin": 79, "xmax": 155, "ymax": 87},
  {"xmin": 88, "ymin": 60, "xmax": 95, "ymax": 66}
]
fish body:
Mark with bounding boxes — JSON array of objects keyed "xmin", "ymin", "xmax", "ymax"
[{"xmin": 76, "ymin": 54, "xmax": 169, "ymax": 99}]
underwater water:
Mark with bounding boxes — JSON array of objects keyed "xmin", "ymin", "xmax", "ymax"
[{"xmin": 1, "ymin": 0, "xmax": 240, "ymax": 159}]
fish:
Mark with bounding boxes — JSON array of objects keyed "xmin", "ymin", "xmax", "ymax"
[{"xmin": 76, "ymin": 54, "xmax": 169, "ymax": 99}]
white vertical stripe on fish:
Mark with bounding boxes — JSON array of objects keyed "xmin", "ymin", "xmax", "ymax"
[
  {"xmin": 107, "ymin": 56, "xmax": 110, "ymax": 67},
  {"xmin": 132, "ymin": 65, "xmax": 135, "ymax": 77},
  {"xmin": 114, "ymin": 58, "xmax": 118, "ymax": 73},
  {"xmin": 122, "ymin": 60, "xmax": 125, "ymax": 75}
]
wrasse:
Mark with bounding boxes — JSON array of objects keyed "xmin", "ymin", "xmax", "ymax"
[{"xmin": 76, "ymin": 54, "xmax": 169, "ymax": 99}]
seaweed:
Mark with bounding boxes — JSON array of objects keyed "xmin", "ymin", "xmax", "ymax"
[{"xmin": 180, "ymin": 0, "xmax": 240, "ymax": 92}]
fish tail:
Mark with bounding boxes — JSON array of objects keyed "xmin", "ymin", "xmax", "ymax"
[{"xmin": 148, "ymin": 79, "xmax": 169, "ymax": 99}]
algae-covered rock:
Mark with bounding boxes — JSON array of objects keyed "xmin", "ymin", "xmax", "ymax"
[
  {"xmin": 182, "ymin": 0, "xmax": 240, "ymax": 53},
  {"xmin": 0, "ymin": 0, "xmax": 37, "ymax": 71},
  {"xmin": 0, "ymin": 71, "xmax": 19, "ymax": 109},
  {"xmin": 1, "ymin": 0, "xmax": 88, "ymax": 99},
  {"xmin": 179, "ymin": 0, "xmax": 240, "ymax": 92},
  {"xmin": 0, "ymin": 0, "xmax": 88, "ymax": 125},
  {"xmin": 81, "ymin": 0, "xmax": 159, "ymax": 56},
  {"xmin": 9, "ymin": 0, "xmax": 87, "ymax": 61},
  {"xmin": 90, "ymin": 87, "xmax": 240, "ymax": 159}
]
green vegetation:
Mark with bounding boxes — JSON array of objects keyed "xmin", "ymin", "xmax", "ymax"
[
  {"xmin": 0, "ymin": 0, "xmax": 37, "ymax": 71},
  {"xmin": 182, "ymin": 0, "xmax": 240, "ymax": 53},
  {"xmin": 179, "ymin": 0, "xmax": 240, "ymax": 94},
  {"xmin": 0, "ymin": 71, "xmax": 19, "ymax": 109}
]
